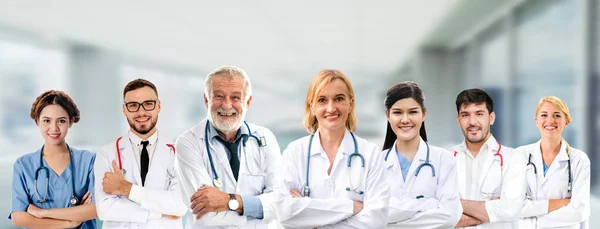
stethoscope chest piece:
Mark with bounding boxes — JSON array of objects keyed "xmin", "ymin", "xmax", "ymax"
[
  {"xmin": 121, "ymin": 169, "xmax": 127, "ymax": 175},
  {"xmin": 214, "ymin": 178, "xmax": 223, "ymax": 188},
  {"xmin": 70, "ymin": 196, "xmax": 79, "ymax": 206}
]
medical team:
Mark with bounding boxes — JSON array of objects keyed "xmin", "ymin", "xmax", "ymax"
[{"xmin": 8, "ymin": 66, "xmax": 589, "ymax": 229}]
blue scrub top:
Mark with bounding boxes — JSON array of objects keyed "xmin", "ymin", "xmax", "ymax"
[
  {"xmin": 9, "ymin": 147, "xmax": 97, "ymax": 229},
  {"xmin": 396, "ymin": 151, "xmax": 413, "ymax": 182}
]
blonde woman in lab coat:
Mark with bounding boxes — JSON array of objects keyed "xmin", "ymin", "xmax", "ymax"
[
  {"xmin": 382, "ymin": 82, "xmax": 461, "ymax": 228},
  {"xmin": 518, "ymin": 96, "xmax": 590, "ymax": 229},
  {"xmin": 273, "ymin": 69, "xmax": 389, "ymax": 229}
]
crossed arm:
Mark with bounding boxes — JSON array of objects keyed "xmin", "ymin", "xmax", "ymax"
[
  {"xmin": 457, "ymin": 150, "xmax": 528, "ymax": 227},
  {"xmin": 10, "ymin": 159, "xmax": 97, "ymax": 228},
  {"xmin": 94, "ymin": 147, "xmax": 186, "ymax": 223}
]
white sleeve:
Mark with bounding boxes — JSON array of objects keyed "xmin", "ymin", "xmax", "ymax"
[
  {"xmin": 536, "ymin": 155, "xmax": 590, "ymax": 227},
  {"xmin": 94, "ymin": 146, "xmax": 151, "ymax": 223},
  {"xmin": 273, "ymin": 142, "xmax": 356, "ymax": 229},
  {"xmin": 319, "ymin": 145, "xmax": 390, "ymax": 229},
  {"xmin": 254, "ymin": 129, "xmax": 283, "ymax": 221},
  {"xmin": 486, "ymin": 148, "xmax": 527, "ymax": 223},
  {"xmin": 126, "ymin": 147, "xmax": 187, "ymax": 216},
  {"xmin": 521, "ymin": 199, "xmax": 549, "ymax": 218},
  {"xmin": 387, "ymin": 155, "xmax": 462, "ymax": 228},
  {"xmin": 174, "ymin": 133, "xmax": 246, "ymax": 226}
]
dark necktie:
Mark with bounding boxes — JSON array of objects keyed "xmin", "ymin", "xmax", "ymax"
[
  {"xmin": 216, "ymin": 138, "xmax": 240, "ymax": 181},
  {"xmin": 230, "ymin": 143, "xmax": 240, "ymax": 181},
  {"xmin": 140, "ymin": 140, "xmax": 149, "ymax": 186}
]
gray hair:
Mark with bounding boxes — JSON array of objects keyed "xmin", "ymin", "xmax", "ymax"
[{"xmin": 204, "ymin": 65, "xmax": 252, "ymax": 101}]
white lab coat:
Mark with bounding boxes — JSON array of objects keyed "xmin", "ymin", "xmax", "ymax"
[
  {"xmin": 175, "ymin": 118, "xmax": 282, "ymax": 229},
  {"xmin": 453, "ymin": 135, "xmax": 527, "ymax": 229},
  {"xmin": 95, "ymin": 131, "xmax": 187, "ymax": 229},
  {"xmin": 273, "ymin": 129, "xmax": 389, "ymax": 229},
  {"xmin": 385, "ymin": 138, "xmax": 461, "ymax": 228},
  {"xmin": 518, "ymin": 140, "xmax": 590, "ymax": 229}
]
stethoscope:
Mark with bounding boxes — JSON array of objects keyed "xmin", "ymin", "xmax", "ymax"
[
  {"xmin": 385, "ymin": 140, "xmax": 435, "ymax": 177},
  {"xmin": 34, "ymin": 144, "xmax": 80, "ymax": 206},
  {"xmin": 303, "ymin": 132, "xmax": 365, "ymax": 197},
  {"xmin": 114, "ymin": 136, "xmax": 176, "ymax": 176},
  {"xmin": 453, "ymin": 141, "xmax": 503, "ymax": 167},
  {"xmin": 204, "ymin": 120, "xmax": 267, "ymax": 189},
  {"xmin": 526, "ymin": 140, "xmax": 573, "ymax": 196}
]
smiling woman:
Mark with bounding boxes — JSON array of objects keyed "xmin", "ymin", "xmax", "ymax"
[
  {"xmin": 382, "ymin": 81, "xmax": 461, "ymax": 228},
  {"xmin": 273, "ymin": 69, "xmax": 389, "ymax": 229},
  {"xmin": 9, "ymin": 90, "xmax": 98, "ymax": 229},
  {"xmin": 517, "ymin": 96, "xmax": 591, "ymax": 228}
]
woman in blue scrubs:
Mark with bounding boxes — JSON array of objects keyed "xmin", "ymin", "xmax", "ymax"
[{"xmin": 9, "ymin": 90, "xmax": 97, "ymax": 228}]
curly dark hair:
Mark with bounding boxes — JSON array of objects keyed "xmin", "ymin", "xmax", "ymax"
[{"xmin": 30, "ymin": 90, "xmax": 81, "ymax": 124}]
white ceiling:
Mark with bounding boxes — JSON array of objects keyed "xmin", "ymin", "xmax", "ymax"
[{"xmin": 0, "ymin": 0, "xmax": 459, "ymax": 75}]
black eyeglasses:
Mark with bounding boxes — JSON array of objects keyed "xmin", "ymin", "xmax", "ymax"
[{"xmin": 125, "ymin": 100, "xmax": 157, "ymax": 112}]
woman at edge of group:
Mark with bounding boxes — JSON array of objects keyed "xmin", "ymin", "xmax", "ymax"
[
  {"xmin": 273, "ymin": 69, "xmax": 389, "ymax": 229},
  {"xmin": 382, "ymin": 81, "xmax": 461, "ymax": 229},
  {"xmin": 9, "ymin": 90, "xmax": 97, "ymax": 228},
  {"xmin": 518, "ymin": 96, "xmax": 590, "ymax": 229}
]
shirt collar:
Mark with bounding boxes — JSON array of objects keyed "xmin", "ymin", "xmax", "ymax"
[
  {"xmin": 128, "ymin": 130, "xmax": 159, "ymax": 146},
  {"xmin": 310, "ymin": 129, "xmax": 353, "ymax": 156},
  {"xmin": 456, "ymin": 134, "xmax": 500, "ymax": 155},
  {"xmin": 209, "ymin": 121, "xmax": 248, "ymax": 143}
]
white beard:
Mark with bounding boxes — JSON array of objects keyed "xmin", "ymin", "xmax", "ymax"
[{"xmin": 207, "ymin": 103, "xmax": 246, "ymax": 134}]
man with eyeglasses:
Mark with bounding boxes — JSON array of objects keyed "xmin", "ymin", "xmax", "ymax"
[{"xmin": 94, "ymin": 78, "xmax": 187, "ymax": 228}]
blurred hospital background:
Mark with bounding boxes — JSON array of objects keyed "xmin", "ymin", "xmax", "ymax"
[{"xmin": 0, "ymin": 0, "xmax": 597, "ymax": 228}]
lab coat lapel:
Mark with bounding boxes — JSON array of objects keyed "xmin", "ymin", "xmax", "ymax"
[
  {"xmin": 210, "ymin": 134, "xmax": 236, "ymax": 184},
  {"xmin": 542, "ymin": 142, "xmax": 569, "ymax": 185},
  {"xmin": 118, "ymin": 137, "xmax": 143, "ymax": 185},
  {"xmin": 477, "ymin": 149, "xmax": 496, "ymax": 192},
  {"xmin": 452, "ymin": 144, "xmax": 467, "ymax": 197},
  {"xmin": 531, "ymin": 142, "xmax": 545, "ymax": 188},
  {"xmin": 200, "ymin": 119, "xmax": 237, "ymax": 184},
  {"xmin": 405, "ymin": 138, "xmax": 429, "ymax": 185},
  {"xmin": 330, "ymin": 131, "xmax": 354, "ymax": 178},
  {"xmin": 385, "ymin": 141, "xmax": 406, "ymax": 187}
]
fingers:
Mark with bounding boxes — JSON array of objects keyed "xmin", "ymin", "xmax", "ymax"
[
  {"xmin": 190, "ymin": 190, "xmax": 203, "ymax": 203},
  {"xmin": 84, "ymin": 193, "xmax": 93, "ymax": 204},
  {"xmin": 82, "ymin": 190, "xmax": 90, "ymax": 201},
  {"xmin": 163, "ymin": 214, "xmax": 180, "ymax": 220},
  {"xmin": 111, "ymin": 160, "xmax": 121, "ymax": 176},
  {"xmin": 195, "ymin": 207, "xmax": 210, "ymax": 220},
  {"xmin": 289, "ymin": 189, "xmax": 302, "ymax": 198},
  {"xmin": 191, "ymin": 200, "xmax": 204, "ymax": 215}
]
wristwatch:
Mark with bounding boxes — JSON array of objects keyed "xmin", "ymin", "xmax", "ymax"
[{"xmin": 228, "ymin": 194, "xmax": 239, "ymax": 211}]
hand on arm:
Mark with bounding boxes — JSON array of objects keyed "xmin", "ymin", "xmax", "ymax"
[
  {"xmin": 548, "ymin": 199, "xmax": 571, "ymax": 212},
  {"xmin": 11, "ymin": 211, "xmax": 82, "ymax": 229},
  {"xmin": 102, "ymin": 160, "xmax": 133, "ymax": 197},
  {"xmin": 26, "ymin": 190, "xmax": 97, "ymax": 222},
  {"xmin": 456, "ymin": 214, "xmax": 483, "ymax": 227},
  {"xmin": 190, "ymin": 185, "xmax": 241, "ymax": 219},
  {"xmin": 461, "ymin": 200, "xmax": 490, "ymax": 223},
  {"xmin": 289, "ymin": 189, "xmax": 364, "ymax": 218}
]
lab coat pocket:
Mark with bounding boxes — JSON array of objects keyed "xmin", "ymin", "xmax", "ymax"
[
  {"xmin": 410, "ymin": 174, "xmax": 436, "ymax": 199},
  {"xmin": 480, "ymin": 164, "xmax": 502, "ymax": 199}
]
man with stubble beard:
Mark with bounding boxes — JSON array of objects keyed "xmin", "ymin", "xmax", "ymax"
[
  {"xmin": 452, "ymin": 89, "xmax": 527, "ymax": 229},
  {"xmin": 94, "ymin": 78, "xmax": 187, "ymax": 229}
]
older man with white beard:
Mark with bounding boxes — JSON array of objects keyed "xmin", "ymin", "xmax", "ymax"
[{"xmin": 175, "ymin": 66, "xmax": 283, "ymax": 229}]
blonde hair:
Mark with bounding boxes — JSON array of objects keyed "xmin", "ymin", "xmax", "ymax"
[
  {"xmin": 535, "ymin": 96, "xmax": 572, "ymax": 124},
  {"xmin": 205, "ymin": 65, "xmax": 252, "ymax": 101},
  {"xmin": 302, "ymin": 69, "xmax": 357, "ymax": 134}
]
